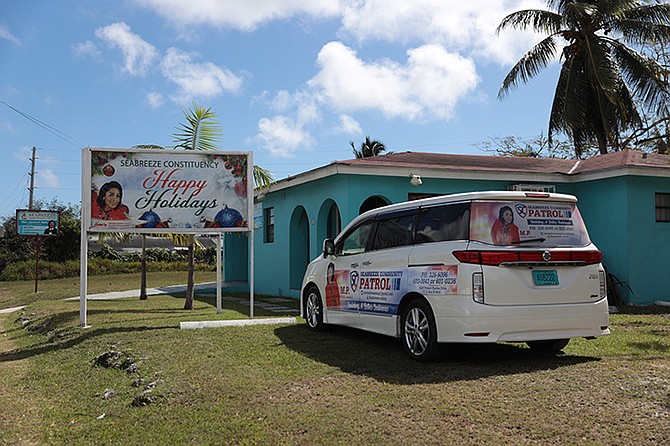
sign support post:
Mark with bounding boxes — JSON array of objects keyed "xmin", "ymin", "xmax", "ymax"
[
  {"xmin": 216, "ymin": 233, "xmax": 222, "ymax": 314},
  {"xmin": 80, "ymin": 148, "xmax": 89, "ymax": 327}
]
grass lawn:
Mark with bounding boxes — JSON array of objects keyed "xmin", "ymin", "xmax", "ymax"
[{"xmin": 1, "ymin": 276, "xmax": 668, "ymax": 445}]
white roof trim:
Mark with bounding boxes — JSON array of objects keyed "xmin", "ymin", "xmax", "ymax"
[{"xmin": 258, "ymin": 158, "xmax": 670, "ymax": 196}]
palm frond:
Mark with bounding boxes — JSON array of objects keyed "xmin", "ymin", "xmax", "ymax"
[
  {"xmin": 173, "ymin": 103, "xmax": 221, "ymax": 151},
  {"xmin": 497, "ymin": 9, "xmax": 563, "ymax": 34},
  {"xmin": 583, "ymin": 35, "xmax": 621, "ymax": 102},
  {"xmin": 498, "ymin": 36, "xmax": 559, "ymax": 99},
  {"xmin": 617, "ymin": 2, "xmax": 670, "ymax": 26},
  {"xmin": 132, "ymin": 144, "xmax": 166, "ymax": 150},
  {"xmin": 609, "ymin": 39, "xmax": 670, "ymax": 114},
  {"xmin": 253, "ymin": 165, "xmax": 275, "ymax": 190}
]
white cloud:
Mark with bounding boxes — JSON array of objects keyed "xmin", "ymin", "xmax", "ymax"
[
  {"xmin": 337, "ymin": 114, "xmax": 361, "ymax": 135},
  {"xmin": 339, "ymin": 0, "xmax": 547, "ymax": 65},
  {"xmin": 308, "ymin": 41, "xmax": 479, "ymax": 121},
  {"xmin": 38, "ymin": 169, "xmax": 60, "ymax": 189},
  {"xmin": 252, "ymin": 115, "xmax": 316, "ymax": 158},
  {"xmin": 14, "ymin": 146, "xmax": 32, "ymax": 162},
  {"xmin": 72, "ymin": 40, "xmax": 101, "ymax": 59},
  {"xmin": 1, "ymin": 121, "xmax": 18, "ymax": 134},
  {"xmin": 161, "ymin": 48, "xmax": 244, "ymax": 102},
  {"xmin": 95, "ymin": 22, "xmax": 158, "ymax": 76},
  {"xmin": 133, "ymin": 0, "xmax": 342, "ymax": 30},
  {"xmin": 146, "ymin": 91, "xmax": 164, "ymax": 108},
  {"xmin": 0, "ymin": 25, "xmax": 21, "ymax": 45}
]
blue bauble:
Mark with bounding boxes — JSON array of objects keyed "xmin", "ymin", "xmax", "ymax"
[
  {"xmin": 215, "ymin": 206, "xmax": 243, "ymax": 228},
  {"xmin": 139, "ymin": 210, "xmax": 161, "ymax": 228}
]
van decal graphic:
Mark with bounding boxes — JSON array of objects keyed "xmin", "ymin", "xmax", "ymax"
[
  {"xmin": 327, "ymin": 266, "xmax": 456, "ymax": 314},
  {"xmin": 409, "ymin": 265, "xmax": 458, "ymax": 295},
  {"xmin": 515, "ymin": 203, "xmax": 527, "ymax": 218},
  {"xmin": 350, "ymin": 270, "xmax": 359, "ymax": 292},
  {"xmin": 471, "ymin": 201, "xmax": 586, "ymax": 245}
]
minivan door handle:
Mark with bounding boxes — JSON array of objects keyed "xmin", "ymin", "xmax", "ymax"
[
  {"xmin": 362, "ymin": 260, "xmax": 372, "ymax": 266},
  {"xmin": 351, "ymin": 262, "xmax": 359, "ymax": 268}
]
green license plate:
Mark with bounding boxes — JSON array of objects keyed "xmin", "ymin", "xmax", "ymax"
[{"xmin": 533, "ymin": 270, "xmax": 559, "ymax": 286}]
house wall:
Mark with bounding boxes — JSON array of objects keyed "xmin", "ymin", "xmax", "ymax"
[
  {"xmin": 621, "ymin": 176, "xmax": 670, "ymax": 304},
  {"xmin": 574, "ymin": 175, "xmax": 670, "ymax": 304},
  {"xmin": 225, "ymin": 170, "xmax": 670, "ymax": 305},
  {"xmin": 572, "ymin": 178, "xmax": 631, "ymax": 302}
]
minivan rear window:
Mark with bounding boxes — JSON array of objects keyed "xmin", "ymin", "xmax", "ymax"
[{"xmin": 470, "ymin": 201, "xmax": 590, "ymax": 246}]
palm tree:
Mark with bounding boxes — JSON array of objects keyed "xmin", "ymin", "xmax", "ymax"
[
  {"xmin": 173, "ymin": 103, "xmax": 274, "ymax": 309},
  {"xmin": 133, "ymin": 106, "xmax": 274, "ymax": 308},
  {"xmin": 497, "ymin": 0, "xmax": 670, "ymax": 156},
  {"xmin": 351, "ymin": 136, "xmax": 387, "ymax": 158},
  {"xmin": 171, "ymin": 103, "xmax": 220, "ymax": 309}
]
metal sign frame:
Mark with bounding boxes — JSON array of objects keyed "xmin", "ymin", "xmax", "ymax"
[{"xmin": 80, "ymin": 147, "xmax": 255, "ymax": 327}]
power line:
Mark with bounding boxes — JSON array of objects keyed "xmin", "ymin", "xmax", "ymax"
[{"xmin": 1, "ymin": 100, "xmax": 83, "ymax": 147}]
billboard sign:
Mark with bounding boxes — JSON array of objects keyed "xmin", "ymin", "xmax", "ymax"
[
  {"xmin": 16, "ymin": 209, "xmax": 60, "ymax": 236},
  {"xmin": 84, "ymin": 148, "xmax": 252, "ymax": 234}
]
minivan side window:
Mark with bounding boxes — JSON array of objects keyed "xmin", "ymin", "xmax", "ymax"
[
  {"xmin": 335, "ymin": 220, "xmax": 375, "ymax": 255},
  {"xmin": 370, "ymin": 213, "xmax": 415, "ymax": 251},
  {"xmin": 415, "ymin": 202, "xmax": 470, "ymax": 244}
]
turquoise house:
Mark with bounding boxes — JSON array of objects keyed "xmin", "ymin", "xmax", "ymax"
[{"xmin": 224, "ymin": 150, "xmax": 670, "ymax": 306}]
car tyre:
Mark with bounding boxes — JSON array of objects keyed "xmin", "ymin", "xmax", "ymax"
[
  {"xmin": 304, "ymin": 286, "xmax": 325, "ymax": 331},
  {"xmin": 400, "ymin": 299, "xmax": 437, "ymax": 361},
  {"xmin": 527, "ymin": 338, "xmax": 570, "ymax": 353}
]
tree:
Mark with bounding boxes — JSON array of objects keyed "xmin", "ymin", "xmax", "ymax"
[
  {"xmin": 169, "ymin": 103, "xmax": 220, "ymax": 309},
  {"xmin": 132, "ymin": 105, "xmax": 274, "ymax": 307},
  {"xmin": 172, "ymin": 104, "xmax": 274, "ymax": 309},
  {"xmin": 497, "ymin": 0, "xmax": 670, "ymax": 156},
  {"xmin": 350, "ymin": 137, "xmax": 387, "ymax": 158},
  {"xmin": 476, "ymin": 133, "xmax": 596, "ymax": 159}
]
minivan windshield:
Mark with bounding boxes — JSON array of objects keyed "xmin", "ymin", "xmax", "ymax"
[{"xmin": 469, "ymin": 200, "xmax": 591, "ymax": 247}]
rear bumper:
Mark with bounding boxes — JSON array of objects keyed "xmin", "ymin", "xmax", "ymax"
[{"xmin": 428, "ymin": 295, "xmax": 610, "ymax": 343}]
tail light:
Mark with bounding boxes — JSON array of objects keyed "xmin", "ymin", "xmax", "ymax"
[
  {"xmin": 453, "ymin": 250, "xmax": 602, "ymax": 266},
  {"xmin": 599, "ymin": 270, "xmax": 606, "ymax": 298},
  {"xmin": 473, "ymin": 272, "xmax": 484, "ymax": 303}
]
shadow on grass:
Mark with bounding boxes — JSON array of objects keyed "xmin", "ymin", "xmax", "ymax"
[
  {"xmin": 73, "ymin": 293, "xmax": 296, "ymax": 321},
  {"xmin": 275, "ymin": 324, "xmax": 601, "ymax": 384},
  {"xmin": 615, "ymin": 305, "xmax": 670, "ymax": 315},
  {"xmin": 0, "ymin": 324, "xmax": 174, "ymax": 363},
  {"xmin": 628, "ymin": 340, "xmax": 669, "ymax": 353}
]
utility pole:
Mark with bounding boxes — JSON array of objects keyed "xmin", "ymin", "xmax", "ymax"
[{"xmin": 29, "ymin": 146, "xmax": 36, "ymax": 209}]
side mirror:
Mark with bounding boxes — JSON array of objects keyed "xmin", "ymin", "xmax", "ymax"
[{"xmin": 323, "ymin": 238, "xmax": 335, "ymax": 258}]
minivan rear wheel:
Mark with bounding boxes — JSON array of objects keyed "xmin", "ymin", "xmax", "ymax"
[
  {"xmin": 400, "ymin": 299, "xmax": 437, "ymax": 361},
  {"xmin": 527, "ymin": 338, "xmax": 570, "ymax": 353},
  {"xmin": 304, "ymin": 286, "xmax": 324, "ymax": 331}
]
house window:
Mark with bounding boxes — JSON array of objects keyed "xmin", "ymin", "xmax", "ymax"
[
  {"xmin": 264, "ymin": 207, "xmax": 275, "ymax": 242},
  {"xmin": 656, "ymin": 193, "xmax": 670, "ymax": 222}
]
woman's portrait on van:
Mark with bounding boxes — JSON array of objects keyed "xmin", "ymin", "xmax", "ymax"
[
  {"xmin": 491, "ymin": 205, "xmax": 520, "ymax": 245},
  {"xmin": 325, "ymin": 262, "xmax": 340, "ymax": 308}
]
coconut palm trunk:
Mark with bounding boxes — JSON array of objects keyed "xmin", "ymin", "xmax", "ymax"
[
  {"xmin": 140, "ymin": 234, "xmax": 148, "ymax": 300},
  {"xmin": 184, "ymin": 235, "xmax": 195, "ymax": 310}
]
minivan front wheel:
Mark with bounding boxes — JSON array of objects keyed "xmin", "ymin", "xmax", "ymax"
[
  {"xmin": 400, "ymin": 299, "xmax": 437, "ymax": 361},
  {"xmin": 304, "ymin": 286, "xmax": 324, "ymax": 331}
]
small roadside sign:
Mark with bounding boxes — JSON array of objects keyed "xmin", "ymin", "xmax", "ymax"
[{"xmin": 16, "ymin": 209, "xmax": 60, "ymax": 237}]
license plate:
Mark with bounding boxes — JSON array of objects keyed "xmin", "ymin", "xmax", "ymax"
[{"xmin": 533, "ymin": 270, "xmax": 559, "ymax": 286}]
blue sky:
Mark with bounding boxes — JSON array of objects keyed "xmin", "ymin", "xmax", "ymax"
[{"xmin": 0, "ymin": 0, "xmax": 561, "ymax": 217}]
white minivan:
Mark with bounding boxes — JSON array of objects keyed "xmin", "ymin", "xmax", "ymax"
[{"xmin": 300, "ymin": 191, "xmax": 610, "ymax": 360}]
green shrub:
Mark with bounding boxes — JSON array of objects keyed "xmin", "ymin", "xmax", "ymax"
[{"xmin": 0, "ymin": 258, "xmax": 215, "ymax": 281}]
